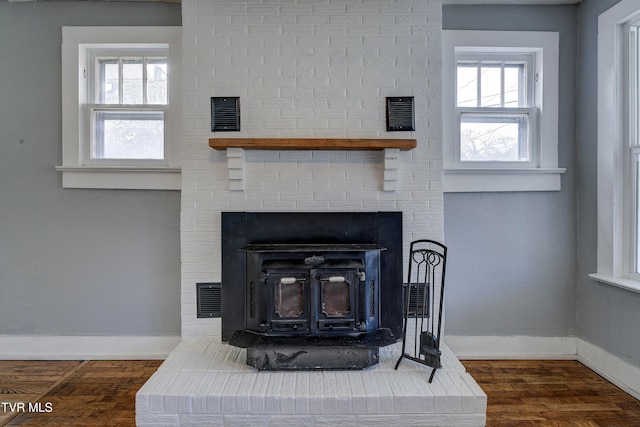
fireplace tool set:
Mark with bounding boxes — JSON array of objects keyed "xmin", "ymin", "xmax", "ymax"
[{"xmin": 394, "ymin": 239, "xmax": 448, "ymax": 383}]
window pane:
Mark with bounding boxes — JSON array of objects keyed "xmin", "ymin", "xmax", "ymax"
[
  {"xmin": 94, "ymin": 111, "xmax": 164, "ymax": 159},
  {"xmin": 480, "ymin": 65, "xmax": 502, "ymax": 107},
  {"xmin": 122, "ymin": 59, "xmax": 143, "ymax": 104},
  {"xmin": 457, "ymin": 65, "xmax": 478, "ymax": 107},
  {"xmin": 98, "ymin": 59, "xmax": 119, "ymax": 104},
  {"xmin": 504, "ymin": 65, "xmax": 523, "ymax": 107},
  {"xmin": 460, "ymin": 113, "xmax": 529, "ymax": 162},
  {"xmin": 147, "ymin": 59, "xmax": 167, "ymax": 105}
]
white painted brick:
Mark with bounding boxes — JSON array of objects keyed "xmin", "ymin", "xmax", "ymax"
[
  {"xmin": 265, "ymin": 374, "xmax": 284, "ymax": 415},
  {"xmin": 362, "ymin": 200, "xmax": 398, "ymax": 211},
  {"xmin": 346, "ymin": 372, "xmax": 367, "ymax": 414},
  {"xmin": 262, "ymin": 200, "xmax": 298, "ymax": 212},
  {"xmin": 247, "ymin": 4, "xmax": 280, "ymax": 14},
  {"xmin": 295, "ymin": 201, "xmax": 330, "ymax": 211},
  {"xmin": 223, "ymin": 415, "xmax": 268, "ymax": 427},
  {"xmin": 234, "ymin": 374, "xmax": 254, "ymax": 414},
  {"xmin": 249, "ymin": 373, "xmax": 269, "ymax": 414},
  {"xmin": 280, "ymin": 4, "xmax": 313, "ymax": 15},
  {"xmin": 383, "ymin": 180, "xmax": 397, "ymax": 192},
  {"xmin": 279, "ymin": 374, "xmax": 297, "ymax": 414},
  {"xmin": 312, "ymin": 5, "xmax": 347, "ymax": 15},
  {"xmin": 333, "ymin": 373, "xmax": 353, "ymax": 415},
  {"xmin": 266, "ymin": 416, "xmax": 313, "ymax": 427},
  {"xmin": 263, "ymin": 13, "xmax": 297, "ymax": 25},
  {"xmin": 136, "ymin": 391, "xmax": 150, "ymax": 413},
  {"xmin": 136, "ymin": 413, "xmax": 179, "ymax": 427},
  {"xmin": 177, "ymin": 414, "xmax": 224, "ymax": 426},
  {"xmin": 383, "ymin": 169, "xmax": 399, "ymax": 184},
  {"xmin": 298, "ymin": 179, "xmax": 330, "ymax": 191},
  {"xmin": 180, "ymin": 0, "xmax": 444, "ymax": 338},
  {"xmin": 328, "ymin": 200, "xmax": 364, "ymax": 210}
]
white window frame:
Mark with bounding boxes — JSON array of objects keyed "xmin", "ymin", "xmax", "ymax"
[
  {"xmin": 455, "ymin": 53, "xmax": 537, "ymax": 168},
  {"xmin": 442, "ymin": 30, "xmax": 565, "ymax": 192},
  {"xmin": 57, "ymin": 27, "xmax": 181, "ymax": 190},
  {"xmin": 590, "ymin": 0, "xmax": 640, "ymax": 294}
]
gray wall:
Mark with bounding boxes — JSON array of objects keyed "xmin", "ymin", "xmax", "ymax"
[
  {"xmin": 442, "ymin": 5, "xmax": 578, "ymax": 337},
  {"xmin": 0, "ymin": 2, "xmax": 182, "ymax": 336},
  {"xmin": 3, "ymin": 0, "xmax": 638, "ymax": 369},
  {"xmin": 577, "ymin": 0, "xmax": 640, "ymax": 367}
]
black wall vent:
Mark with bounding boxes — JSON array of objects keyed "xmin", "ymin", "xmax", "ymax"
[
  {"xmin": 197, "ymin": 282, "xmax": 222, "ymax": 318},
  {"xmin": 386, "ymin": 96, "xmax": 415, "ymax": 131},
  {"xmin": 211, "ymin": 97, "xmax": 240, "ymax": 131}
]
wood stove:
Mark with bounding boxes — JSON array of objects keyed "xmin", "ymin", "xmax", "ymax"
[{"xmin": 222, "ymin": 212, "xmax": 403, "ymax": 370}]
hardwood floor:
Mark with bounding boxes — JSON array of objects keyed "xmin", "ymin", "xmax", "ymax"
[
  {"xmin": 462, "ymin": 360, "xmax": 640, "ymax": 426},
  {"xmin": 0, "ymin": 359, "xmax": 638, "ymax": 426},
  {"xmin": 0, "ymin": 360, "xmax": 161, "ymax": 427}
]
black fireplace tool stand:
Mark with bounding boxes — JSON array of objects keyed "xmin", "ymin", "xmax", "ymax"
[{"xmin": 394, "ymin": 240, "xmax": 447, "ymax": 383}]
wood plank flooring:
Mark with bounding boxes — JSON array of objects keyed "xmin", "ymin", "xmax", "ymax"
[
  {"xmin": 0, "ymin": 359, "xmax": 638, "ymax": 426},
  {"xmin": 462, "ymin": 360, "xmax": 640, "ymax": 426},
  {"xmin": 0, "ymin": 360, "xmax": 161, "ymax": 427}
]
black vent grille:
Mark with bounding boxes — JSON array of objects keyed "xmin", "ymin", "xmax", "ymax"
[
  {"xmin": 197, "ymin": 282, "xmax": 222, "ymax": 318},
  {"xmin": 211, "ymin": 97, "xmax": 240, "ymax": 131},
  {"xmin": 403, "ymin": 283, "xmax": 430, "ymax": 318},
  {"xmin": 386, "ymin": 97, "xmax": 415, "ymax": 131}
]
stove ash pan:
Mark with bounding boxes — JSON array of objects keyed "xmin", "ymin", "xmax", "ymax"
[{"xmin": 229, "ymin": 243, "xmax": 397, "ymax": 370}]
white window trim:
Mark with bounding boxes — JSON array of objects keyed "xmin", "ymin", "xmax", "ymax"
[
  {"xmin": 442, "ymin": 30, "xmax": 565, "ymax": 193},
  {"xmin": 57, "ymin": 26, "xmax": 182, "ymax": 190},
  {"xmin": 590, "ymin": 0, "xmax": 640, "ymax": 294}
]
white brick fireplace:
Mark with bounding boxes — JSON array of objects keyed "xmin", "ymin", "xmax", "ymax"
[
  {"xmin": 137, "ymin": 0, "xmax": 487, "ymax": 425},
  {"xmin": 180, "ymin": 0, "xmax": 444, "ymax": 339}
]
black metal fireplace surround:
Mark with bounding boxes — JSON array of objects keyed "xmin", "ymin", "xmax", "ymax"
[{"xmin": 221, "ymin": 212, "xmax": 403, "ymax": 370}]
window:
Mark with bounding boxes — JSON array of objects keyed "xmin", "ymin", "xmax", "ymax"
[
  {"xmin": 58, "ymin": 27, "xmax": 181, "ymax": 190},
  {"xmin": 631, "ymin": 20, "xmax": 640, "ymax": 279},
  {"xmin": 443, "ymin": 30, "xmax": 564, "ymax": 192},
  {"xmin": 591, "ymin": 0, "xmax": 640, "ymax": 293},
  {"xmin": 456, "ymin": 54, "xmax": 535, "ymax": 164},
  {"xmin": 90, "ymin": 53, "xmax": 167, "ymax": 161}
]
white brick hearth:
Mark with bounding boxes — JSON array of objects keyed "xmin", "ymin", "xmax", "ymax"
[{"xmin": 136, "ymin": 340, "xmax": 486, "ymax": 426}]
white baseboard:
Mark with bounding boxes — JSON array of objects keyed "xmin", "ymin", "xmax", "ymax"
[
  {"xmin": 577, "ymin": 339, "xmax": 640, "ymax": 401},
  {"xmin": 445, "ymin": 335, "xmax": 578, "ymax": 359},
  {"xmin": 0, "ymin": 335, "xmax": 181, "ymax": 360}
]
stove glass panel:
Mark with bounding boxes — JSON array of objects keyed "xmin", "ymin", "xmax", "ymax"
[
  {"xmin": 275, "ymin": 277, "xmax": 304, "ymax": 318},
  {"xmin": 321, "ymin": 278, "xmax": 351, "ymax": 317}
]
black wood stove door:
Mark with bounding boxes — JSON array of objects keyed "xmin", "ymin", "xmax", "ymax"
[
  {"xmin": 266, "ymin": 270, "xmax": 310, "ymax": 335},
  {"xmin": 315, "ymin": 268, "xmax": 359, "ymax": 332},
  {"xmin": 265, "ymin": 266, "xmax": 362, "ymax": 336}
]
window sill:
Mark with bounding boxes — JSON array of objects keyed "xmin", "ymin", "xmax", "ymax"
[
  {"xmin": 56, "ymin": 166, "xmax": 181, "ymax": 190},
  {"xmin": 588, "ymin": 273, "xmax": 640, "ymax": 294},
  {"xmin": 444, "ymin": 168, "xmax": 566, "ymax": 193}
]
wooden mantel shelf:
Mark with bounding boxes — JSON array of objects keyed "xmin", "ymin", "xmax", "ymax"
[
  {"xmin": 209, "ymin": 138, "xmax": 417, "ymax": 151},
  {"xmin": 211, "ymin": 138, "xmax": 414, "ymax": 192}
]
